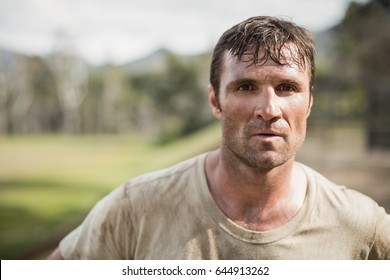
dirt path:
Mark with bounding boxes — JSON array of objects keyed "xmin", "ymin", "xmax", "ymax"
[{"xmin": 297, "ymin": 123, "xmax": 390, "ymax": 212}]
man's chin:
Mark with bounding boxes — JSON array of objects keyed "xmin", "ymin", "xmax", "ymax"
[{"xmin": 249, "ymin": 152, "xmax": 293, "ymax": 170}]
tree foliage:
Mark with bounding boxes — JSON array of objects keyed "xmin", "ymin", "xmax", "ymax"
[
  {"xmin": 333, "ymin": 0, "xmax": 390, "ymax": 148},
  {"xmin": 0, "ymin": 48, "xmax": 213, "ymax": 142},
  {"xmin": 130, "ymin": 54, "xmax": 211, "ymax": 143}
]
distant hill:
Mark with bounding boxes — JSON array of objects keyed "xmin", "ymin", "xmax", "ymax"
[
  {"xmin": 122, "ymin": 47, "xmax": 171, "ymax": 73},
  {"xmin": 121, "ymin": 47, "xmax": 212, "ymax": 74},
  {"xmin": 1, "ymin": 32, "xmax": 336, "ymax": 73},
  {"xmin": 0, "ymin": 47, "xmax": 23, "ymax": 67},
  {"xmin": 0, "ymin": 23, "xmax": 358, "ymax": 77}
]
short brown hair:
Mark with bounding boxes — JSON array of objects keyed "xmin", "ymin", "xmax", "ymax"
[{"xmin": 210, "ymin": 16, "xmax": 315, "ymax": 95}]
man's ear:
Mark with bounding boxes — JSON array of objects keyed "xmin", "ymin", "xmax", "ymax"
[
  {"xmin": 208, "ymin": 84, "xmax": 222, "ymax": 119},
  {"xmin": 307, "ymin": 93, "xmax": 313, "ymax": 118}
]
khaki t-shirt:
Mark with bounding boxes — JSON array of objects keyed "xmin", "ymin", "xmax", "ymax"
[{"xmin": 60, "ymin": 153, "xmax": 390, "ymax": 259}]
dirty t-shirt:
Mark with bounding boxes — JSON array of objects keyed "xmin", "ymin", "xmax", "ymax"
[{"xmin": 59, "ymin": 153, "xmax": 390, "ymax": 259}]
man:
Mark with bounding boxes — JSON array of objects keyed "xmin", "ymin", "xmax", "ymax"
[{"xmin": 49, "ymin": 16, "xmax": 390, "ymax": 259}]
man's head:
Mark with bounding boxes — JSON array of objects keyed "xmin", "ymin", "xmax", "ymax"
[
  {"xmin": 208, "ymin": 16, "xmax": 315, "ymax": 170},
  {"xmin": 210, "ymin": 16, "xmax": 315, "ymax": 100}
]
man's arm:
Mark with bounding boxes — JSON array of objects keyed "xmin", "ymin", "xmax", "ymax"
[{"xmin": 47, "ymin": 247, "xmax": 64, "ymax": 260}]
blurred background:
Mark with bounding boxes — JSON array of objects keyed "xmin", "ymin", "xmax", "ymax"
[{"xmin": 0, "ymin": 0, "xmax": 389, "ymax": 259}]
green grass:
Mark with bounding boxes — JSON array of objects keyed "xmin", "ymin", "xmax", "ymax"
[{"xmin": 0, "ymin": 123, "xmax": 220, "ymax": 259}]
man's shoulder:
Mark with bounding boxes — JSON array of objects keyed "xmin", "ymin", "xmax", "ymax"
[
  {"xmin": 300, "ymin": 163, "xmax": 390, "ymax": 259},
  {"xmin": 301, "ymin": 162, "xmax": 384, "ymax": 225},
  {"xmin": 89, "ymin": 152, "xmax": 208, "ymax": 223}
]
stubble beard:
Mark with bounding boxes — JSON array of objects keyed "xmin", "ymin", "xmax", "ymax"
[
  {"xmin": 222, "ymin": 136, "xmax": 292, "ymax": 171},
  {"xmin": 221, "ymin": 118, "xmax": 306, "ymax": 171}
]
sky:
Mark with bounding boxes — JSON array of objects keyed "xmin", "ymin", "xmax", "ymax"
[{"xmin": 0, "ymin": 0, "xmax": 369, "ymax": 65}]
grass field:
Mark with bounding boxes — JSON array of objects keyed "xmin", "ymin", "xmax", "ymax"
[{"xmin": 0, "ymin": 123, "xmax": 221, "ymax": 259}]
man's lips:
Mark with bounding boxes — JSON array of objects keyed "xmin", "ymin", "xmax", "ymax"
[{"xmin": 253, "ymin": 130, "xmax": 283, "ymax": 137}]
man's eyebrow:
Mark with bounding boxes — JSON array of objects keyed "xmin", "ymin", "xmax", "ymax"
[
  {"xmin": 275, "ymin": 78, "xmax": 307, "ymax": 91},
  {"xmin": 228, "ymin": 77, "xmax": 303, "ymax": 86},
  {"xmin": 278, "ymin": 78, "xmax": 301, "ymax": 85},
  {"xmin": 227, "ymin": 78, "xmax": 257, "ymax": 88}
]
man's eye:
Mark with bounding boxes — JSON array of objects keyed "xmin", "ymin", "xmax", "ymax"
[
  {"xmin": 278, "ymin": 85, "xmax": 295, "ymax": 92},
  {"xmin": 238, "ymin": 84, "xmax": 254, "ymax": 91}
]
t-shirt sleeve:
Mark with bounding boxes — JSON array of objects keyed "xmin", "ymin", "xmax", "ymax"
[
  {"xmin": 59, "ymin": 185, "xmax": 135, "ymax": 259},
  {"xmin": 368, "ymin": 205, "xmax": 390, "ymax": 260}
]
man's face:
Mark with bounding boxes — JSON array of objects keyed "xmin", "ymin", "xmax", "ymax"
[{"xmin": 209, "ymin": 47, "xmax": 313, "ymax": 169}]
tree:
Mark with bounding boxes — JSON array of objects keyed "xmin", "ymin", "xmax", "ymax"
[
  {"xmin": 335, "ymin": 0, "xmax": 390, "ymax": 148},
  {"xmin": 48, "ymin": 32, "xmax": 88, "ymax": 133},
  {"xmin": 0, "ymin": 54, "xmax": 35, "ymax": 134},
  {"xmin": 130, "ymin": 53, "xmax": 212, "ymax": 143}
]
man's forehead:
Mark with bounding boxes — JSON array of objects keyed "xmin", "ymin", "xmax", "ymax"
[
  {"xmin": 221, "ymin": 47, "xmax": 311, "ymax": 87},
  {"xmin": 224, "ymin": 44, "xmax": 307, "ymax": 72}
]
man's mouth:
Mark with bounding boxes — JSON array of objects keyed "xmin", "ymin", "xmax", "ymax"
[
  {"xmin": 257, "ymin": 134, "xmax": 278, "ymax": 137},
  {"xmin": 255, "ymin": 130, "xmax": 282, "ymax": 137}
]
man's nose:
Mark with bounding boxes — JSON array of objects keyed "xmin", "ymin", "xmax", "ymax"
[{"xmin": 254, "ymin": 87, "xmax": 282, "ymax": 121}]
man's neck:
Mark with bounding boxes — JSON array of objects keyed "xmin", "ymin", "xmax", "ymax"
[{"xmin": 205, "ymin": 149, "xmax": 307, "ymax": 231}]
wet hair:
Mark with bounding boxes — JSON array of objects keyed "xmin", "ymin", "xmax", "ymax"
[{"xmin": 210, "ymin": 16, "xmax": 315, "ymax": 95}]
